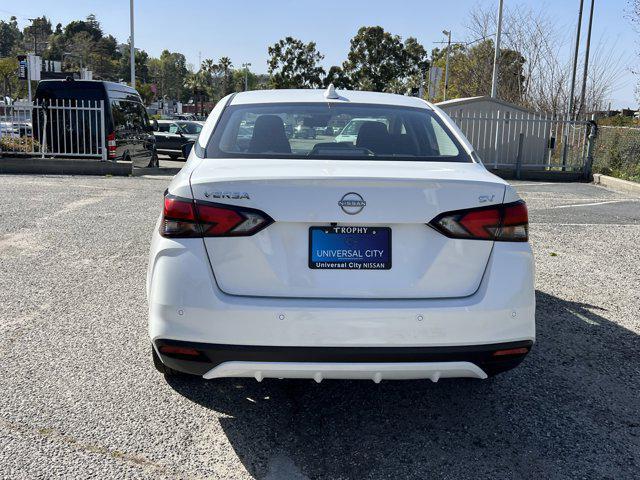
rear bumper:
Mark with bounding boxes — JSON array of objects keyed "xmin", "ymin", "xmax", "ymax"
[
  {"xmin": 154, "ymin": 339, "xmax": 533, "ymax": 379},
  {"xmin": 147, "ymin": 230, "xmax": 535, "ymax": 350}
]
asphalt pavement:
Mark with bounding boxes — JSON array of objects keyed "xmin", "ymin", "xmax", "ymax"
[{"xmin": 0, "ymin": 175, "xmax": 639, "ymax": 479}]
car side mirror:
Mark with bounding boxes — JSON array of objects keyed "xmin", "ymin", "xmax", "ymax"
[{"xmin": 182, "ymin": 142, "xmax": 193, "ymax": 158}]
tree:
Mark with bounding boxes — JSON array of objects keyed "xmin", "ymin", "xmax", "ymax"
[
  {"xmin": 0, "ymin": 17, "xmax": 22, "ymax": 57},
  {"xmin": 218, "ymin": 56, "xmax": 234, "ymax": 96},
  {"xmin": 23, "ymin": 16, "xmax": 52, "ymax": 55},
  {"xmin": 118, "ymin": 43, "xmax": 149, "ymax": 83},
  {"xmin": 136, "ymin": 83, "xmax": 155, "ymax": 105},
  {"xmin": 343, "ymin": 26, "xmax": 405, "ymax": 91},
  {"xmin": 430, "ymin": 40, "xmax": 524, "ymax": 103},
  {"xmin": 63, "ymin": 15, "xmax": 103, "ymax": 42},
  {"xmin": 232, "ymin": 68, "xmax": 259, "ymax": 92},
  {"xmin": 0, "ymin": 57, "xmax": 19, "ymax": 98},
  {"xmin": 148, "ymin": 50, "xmax": 188, "ymax": 100},
  {"xmin": 67, "ymin": 32, "xmax": 94, "ymax": 69},
  {"xmin": 323, "ymin": 66, "xmax": 351, "ymax": 89},
  {"xmin": 342, "ymin": 26, "xmax": 428, "ymax": 93},
  {"xmin": 267, "ymin": 37, "xmax": 325, "ymax": 88},
  {"xmin": 466, "ymin": 3, "xmax": 625, "ymax": 115},
  {"xmin": 403, "ymin": 37, "xmax": 430, "ymax": 93},
  {"xmin": 184, "ymin": 71, "xmax": 208, "ymax": 115}
]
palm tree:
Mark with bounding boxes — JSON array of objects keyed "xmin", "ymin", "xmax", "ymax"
[
  {"xmin": 218, "ymin": 57, "xmax": 233, "ymax": 96},
  {"xmin": 184, "ymin": 71, "xmax": 207, "ymax": 116}
]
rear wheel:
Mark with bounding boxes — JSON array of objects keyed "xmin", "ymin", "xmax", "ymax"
[
  {"xmin": 152, "ymin": 346, "xmax": 186, "ymax": 377},
  {"xmin": 168, "ymin": 154, "xmax": 180, "ymax": 160}
]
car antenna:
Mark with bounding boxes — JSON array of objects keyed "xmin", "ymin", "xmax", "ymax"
[{"xmin": 324, "ymin": 83, "xmax": 339, "ymax": 100}]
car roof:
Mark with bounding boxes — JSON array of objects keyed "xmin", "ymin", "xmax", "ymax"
[{"xmin": 229, "ymin": 89, "xmax": 433, "ymax": 109}]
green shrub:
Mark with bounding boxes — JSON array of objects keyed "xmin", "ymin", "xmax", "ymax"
[
  {"xmin": 593, "ymin": 126, "xmax": 640, "ymax": 182},
  {"xmin": 0, "ymin": 136, "xmax": 41, "ymax": 153}
]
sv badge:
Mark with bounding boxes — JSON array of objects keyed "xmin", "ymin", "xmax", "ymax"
[{"xmin": 478, "ymin": 194, "xmax": 495, "ymax": 203}]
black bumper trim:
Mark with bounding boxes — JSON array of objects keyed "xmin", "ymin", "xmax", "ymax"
[{"xmin": 154, "ymin": 339, "xmax": 534, "ymax": 377}]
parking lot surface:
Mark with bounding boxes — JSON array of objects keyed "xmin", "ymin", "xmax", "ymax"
[{"xmin": 1, "ymin": 176, "xmax": 639, "ymax": 479}]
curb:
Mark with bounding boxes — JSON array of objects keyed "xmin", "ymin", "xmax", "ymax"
[
  {"xmin": 593, "ymin": 174, "xmax": 640, "ymax": 198},
  {"xmin": 488, "ymin": 168, "xmax": 584, "ymax": 182},
  {"xmin": 0, "ymin": 157, "xmax": 131, "ymax": 176}
]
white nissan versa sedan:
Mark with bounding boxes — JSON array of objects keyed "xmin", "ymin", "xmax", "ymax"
[{"xmin": 147, "ymin": 86, "xmax": 535, "ymax": 382}]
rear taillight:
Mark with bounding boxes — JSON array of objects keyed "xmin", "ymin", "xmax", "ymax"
[
  {"xmin": 160, "ymin": 193, "xmax": 273, "ymax": 238},
  {"xmin": 429, "ymin": 200, "xmax": 528, "ymax": 242},
  {"xmin": 107, "ymin": 132, "xmax": 117, "ymax": 159}
]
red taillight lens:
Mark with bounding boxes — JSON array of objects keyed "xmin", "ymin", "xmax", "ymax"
[
  {"xmin": 162, "ymin": 195, "xmax": 200, "ymax": 237},
  {"xmin": 430, "ymin": 200, "xmax": 528, "ymax": 242},
  {"xmin": 160, "ymin": 193, "xmax": 273, "ymax": 238},
  {"xmin": 106, "ymin": 132, "xmax": 117, "ymax": 159},
  {"xmin": 499, "ymin": 201, "xmax": 529, "ymax": 241}
]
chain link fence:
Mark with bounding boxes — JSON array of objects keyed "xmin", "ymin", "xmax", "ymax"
[{"xmin": 592, "ymin": 125, "xmax": 640, "ymax": 182}]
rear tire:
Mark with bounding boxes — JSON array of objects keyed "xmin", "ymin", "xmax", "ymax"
[
  {"xmin": 152, "ymin": 346, "xmax": 186, "ymax": 377},
  {"xmin": 168, "ymin": 154, "xmax": 180, "ymax": 160}
]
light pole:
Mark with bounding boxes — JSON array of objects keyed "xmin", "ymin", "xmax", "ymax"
[
  {"xmin": 242, "ymin": 63, "xmax": 252, "ymax": 91},
  {"xmin": 490, "ymin": 0, "xmax": 504, "ymax": 98},
  {"xmin": 579, "ymin": 0, "xmax": 595, "ymax": 116},
  {"xmin": 442, "ymin": 30, "xmax": 451, "ymax": 101},
  {"xmin": 562, "ymin": 0, "xmax": 585, "ymax": 170},
  {"xmin": 130, "ymin": 0, "xmax": 135, "ymax": 89}
]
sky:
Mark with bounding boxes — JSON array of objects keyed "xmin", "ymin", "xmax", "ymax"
[{"xmin": 1, "ymin": 0, "xmax": 638, "ymax": 108}]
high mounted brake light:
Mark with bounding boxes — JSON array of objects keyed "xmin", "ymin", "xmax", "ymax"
[
  {"xmin": 429, "ymin": 201, "xmax": 528, "ymax": 242},
  {"xmin": 160, "ymin": 193, "xmax": 273, "ymax": 238}
]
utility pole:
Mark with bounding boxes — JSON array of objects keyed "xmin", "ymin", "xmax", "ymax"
[
  {"xmin": 130, "ymin": 0, "xmax": 136, "ymax": 89},
  {"xmin": 490, "ymin": 0, "xmax": 504, "ymax": 98},
  {"xmin": 562, "ymin": 0, "xmax": 585, "ymax": 170},
  {"xmin": 568, "ymin": 0, "xmax": 584, "ymax": 121},
  {"xmin": 26, "ymin": 18, "xmax": 39, "ymax": 103},
  {"xmin": 28, "ymin": 18, "xmax": 38, "ymax": 55},
  {"xmin": 242, "ymin": 63, "xmax": 251, "ymax": 91},
  {"xmin": 442, "ymin": 30, "xmax": 451, "ymax": 101},
  {"xmin": 579, "ymin": 0, "xmax": 595, "ymax": 117}
]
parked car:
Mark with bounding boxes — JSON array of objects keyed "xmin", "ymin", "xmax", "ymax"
[
  {"xmin": 148, "ymin": 88, "xmax": 535, "ymax": 381},
  {"xmin": 335, "ymin": 117, "xmax": 390, "ymax": 144},
  {"xmin": 33, "ymin": 79, "xmax": 157, "ymax": 167},
  {"xmin": 292, "ymin": 124, "xmax": 316, "ymax": 139},
  {"xmin": 0, "ymin": 121, "xmax": 19, "ymax": 137},
  {"xmin": 153, "ymin": 120, "xmax": 203, "ymax": 160}
]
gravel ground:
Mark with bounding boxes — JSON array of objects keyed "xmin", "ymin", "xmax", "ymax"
[{"xmin": 0, "ymin": 175, "xmax": 638, "ymax": 479}]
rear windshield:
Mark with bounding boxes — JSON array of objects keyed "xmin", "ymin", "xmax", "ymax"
[{"xmin": 206, "ymin": 103, "xmax": 470, "ymax": 162}]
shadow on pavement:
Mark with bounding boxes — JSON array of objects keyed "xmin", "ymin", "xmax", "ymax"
[{"xmin": 168, "ymin": 291, "xmax": 640, "ymax": 479}]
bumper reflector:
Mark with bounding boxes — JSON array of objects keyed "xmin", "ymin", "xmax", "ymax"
[
  {"xmin": 492, "ymin": 347, "xmax": 529, "ymax": 356},
  {"xmin": 159, "ymin": 345, "xmax": 202, "ymax": 357}
]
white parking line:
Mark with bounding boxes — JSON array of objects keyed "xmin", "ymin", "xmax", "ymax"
[
  {"xmin": 545, "ymin": 200, "xmax": 638, "ymax": 209},
  {"xmin": 511, "ymin": 182, "xmax": 558, "ymax": 186}
]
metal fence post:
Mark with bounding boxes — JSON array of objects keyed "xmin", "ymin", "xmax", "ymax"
[
  {"xmin": 515, "ymin": 132, "xmax": 524, "ymax": 180},
  {"xmin": 583, "ymin": 116, "xmax": 598, "ymax": 180},
  {"xmin": 41, "ymin": 101, "xmax": 48, "ymax": 159},
  {"xmin": 99, "ymin": 100, "xmax": 107, "ymax": 161}
]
